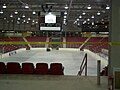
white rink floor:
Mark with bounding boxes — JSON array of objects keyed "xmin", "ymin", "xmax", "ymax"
[{"xmin": 0, "ymin": 48, "xmax": 108, "ymax": 76}]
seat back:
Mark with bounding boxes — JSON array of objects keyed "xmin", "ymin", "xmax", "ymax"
[
  {"xmin": 50, "ymin": 63, "xmax": 64, "ymax": 75},
  {"xmin": 35, "ymin": 63, "xmax": 48, "ymax": 75},
  {"xmin": 22, "ymin": 63, "xmax": 34, "ymax": 74},
  {"xmin": 0, "ymin": 62, "xmax": 6, "ymax": 74},
  {"xmin": 7, "ymin": 62, "xmax": 21, "ymax": 74}
]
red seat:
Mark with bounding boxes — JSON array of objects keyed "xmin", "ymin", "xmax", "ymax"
[
  {"xmin": 50, "ymin": 63, "xmax": 64, "ymax": 75},
  {"xmin": 0, "ymin": 62, "xmax": 6, "ymax": 74},
  {"xmin": 35, "ymin": 63, "xmax": 48, "ymax": 75},
  {"xmin": 7, "ymin": 62, "xmax": 21, "ymax": 74},
  {"xmin": 22, "ymin": 63, "xmax": 34, "ymax": 74}
]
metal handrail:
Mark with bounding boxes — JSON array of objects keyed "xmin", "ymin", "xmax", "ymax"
[{"xmin": 78, "ymin": 53, "xmax": 87, "ymax": 76}]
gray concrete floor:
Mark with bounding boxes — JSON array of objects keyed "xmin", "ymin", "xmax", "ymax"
[
  {"xmin": 0, "ymin": 75, "xmax": 108, "ymax": 90},
  {"xmin": 0, "ymin": 48, "xmax": 107, "ymax": 76}
]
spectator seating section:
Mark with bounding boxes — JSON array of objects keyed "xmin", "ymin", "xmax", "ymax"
[
  {"xmin": 50, "ymin": 63, "xmax": 64, "ymax": 75},
  {"xmin": 0, "ymin": 37, "xmax": 25, "ymax": 53},
  {"xmin": 0, "ymin": 62, "xmax": 6, "ymax": 74},
  {"xmin": 35, "ymin": 63, "xmax": 48, "ymax": 75},
  {"xmin": 0, "ymin": 62, "xmax": 64, "ymax": 75},
  {"xmin": 66, "ymin": 37, "xmax": 87, "ymax": 48},
  {"xmin": 25, "ymin": 36, "xmax": 46, "ymax": 48},
  {"xmin": 86, "ymin": 37, "xmax": 108, "ymax": 53},
  {"xmin": 22, "ymin": 63, "xmax": 34, "ymax": 74},
  {"xmin": 7, "ymin": 62, "xmax": 21, "ymax": 74}
]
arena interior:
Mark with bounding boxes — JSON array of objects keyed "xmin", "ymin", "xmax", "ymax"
[{"xmin": 0, "ymin": 0, "xmax": 120, "ymax": 90}]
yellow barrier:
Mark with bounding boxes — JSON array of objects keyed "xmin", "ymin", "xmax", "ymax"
[{"xmin": 0, "ymin": 42, "xmax": 109, "ymax": 45}]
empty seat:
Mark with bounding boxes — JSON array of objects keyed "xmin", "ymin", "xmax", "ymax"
[
  {"xmin": 50, "ymin": 63, "xmax": 64, "ymax": 75},
  {"xmin": 35, "ymin": 63, "xmax": 48, "ymax": 75},
  {"xmin": 7, "ymin": 62, "xmax": 21, "ymax": 74},
  {"xmin": 0, "ymin": 62, "xmax": 6, "ymax": 74},
  {"xmin": 22, "ymin": 63, "xmax": 34, "ymax": 74}
]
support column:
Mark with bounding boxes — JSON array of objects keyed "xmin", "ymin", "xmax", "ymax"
[{"xmin": 109, "ymin": 0, "xmax": 120, "ymax": 75}]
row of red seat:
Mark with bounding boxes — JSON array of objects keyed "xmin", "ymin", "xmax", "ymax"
[{"xmin": 0, "ymin": 62, "xmax": 64, "ymax": 75}]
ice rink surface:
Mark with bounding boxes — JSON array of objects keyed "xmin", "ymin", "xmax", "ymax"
[{"xmin": 0, "ymin": 48, "xmax": 108, "ymax": 76}]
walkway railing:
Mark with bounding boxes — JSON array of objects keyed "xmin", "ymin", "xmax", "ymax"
[{"xmin": 78, "ymin": 53, "xmax": 87, "ymax": 76}]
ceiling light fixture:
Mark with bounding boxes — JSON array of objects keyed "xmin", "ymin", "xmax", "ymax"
[
  {"xmin": 4, "ymin": 18, "xmax": 6, "ymax": 20},
  {"xmin": 64, "ymin": 16, "xmax": 67, "ymax": 18},
  {"xmin": 91, "ymin": 15, "xmax": 95, "ymax": 18},
  {"xmin": 64, "ymin": 5, "xmax": 68, "ymax": 9},
  {"xmin": 106, "ymin": 5, "xmax": 110, "ymax": 10},
  {"xmin": 87, "ymin": 18, "xmax": 90, "ymax": 21},
  {"xmin": 15, "ymin": 10, "xmax": 18, "ymax": 14},
  {"xmin": 87, "ymin": 5, "xmax": 91, "ymax": 9},
  {"xmin": 79, "ymin": 15, "xmax": 82, "ymax": 18},
  {"xmin": 3, "ymin": 4, "xmax": 6, "ymax": 9},
  {"xmin": 25, "ymin": 4, "xmax": 29, "ymax": 9},
  {"xmin": 27, "ymin": 21, "xmax": 29, "ymax": 23},
  {"xmin": 28, "ymin": 18, "xmax": 31, "ymax": 20},
  {"xmin": 64, "ymin": 12, "xmax": 67, "ymax": 15},
  {"xmin": 22, "ymin": 14, "xmax": 25, "ymax": 18},
  {"xmin": 33, "ymin": 11, "xmax": 36, "ymax": 15},
  {"xmin": 92, "ymin": 22, "xmax": 94, "ymax": 25},
  {"xmin": 77, "ymin": 18, "xmax": 79, "ymax": 21},
  {"xmin": 10, "ymin": 14, "xmax": 13, "ymax": 18},
  {"xmin": 0, "ymin": 10, "xmax": 3, "ymax": 14},
  {"xmin": 32, "ymin": 20, "xmax": 35, "ymax": 23},
  {"xmin": 82, "ymin": 12, "xmax": 86, "ymax": 15},
  {"xmin": 23, "ymin": 20, "xmax": 26, "ymax": 23},
  {"xmin": 18, "ymin": 18, "xmax": 20, "ymax": 20},
  {"xmin": 97, "ymin": 12, "xmax": 101, "ymax": 15}
]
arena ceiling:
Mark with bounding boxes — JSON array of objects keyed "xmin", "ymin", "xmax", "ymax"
[{"xmin": 0, "ymin": 0, "xmax": 111, "ymax": 32}]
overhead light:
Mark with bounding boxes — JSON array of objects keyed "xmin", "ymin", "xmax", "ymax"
[
  {"xmin": 28, "ymin": 18, "xmax": 31, "ymax": 20},
  {"xmin": 64, "ymin": 16, "xmax": 67, "ymax": 18},
  {"xmin": 97, "ymin": 12, "xmax": 101, "ymax": 15},
  {"xmin": 10, "ymin": 14, "xmax": 13, "ymax": 18},
  {"xmin": 83, "ymin": 21, "xmax": 86, "ymax": 24},
  {"xmin": 63, "ymin": 20, "xmax": 66, "ymax": 24},
  {"xmin": 15, "ymin": 11, "xmax": 18, "ymax": 14},
  {"xmin": 82, "ymin": 12, "xmax": 86, "ymax": 15},
  {"xmin": 23, "ymin": 20, "xmax": 26, "ymax": 23},
  {"xmin": 32, "ymin": 20, "xmax": 35, "ymax": 23},
  {"xmin": 17, "ymin": 21, "xmax": 20, "ymax": 24},
  {"xmin": 64, "ymin": 18, "xmax": 66, "ymax": 21},
  {"xmin": 35, "ymin": 21, "xmax": 38, "ymax": 24},
  {"xmin": 27, "ymin": 21, "xmax": 29, "ymax": 23},
  {"xmin": 22, "ymin": 14, "xmax": 25, "ymax": 18},
  {"xmin": 106, "ymin": 6, "xmax": 110, "ymax": 10},
  {"xmin": 77, "ymin": 18, "xmax": 79, "ymax": 21},
  {"xmin": 0, "ymin": 10, "xmax": 3, "ymax": 14},
  {"xmin": 3, "ymin": 4, "xmax": 6, "ymax": 9},
  {"xmin": 73, "ymin": 21, "xmax": 77, "ymax": 24},
  {"xmin": 64, "ymin": 12, "xmax": 67, "ymax": 15},
  {"xmin": 77, "ymin": 23, "xmax": 80, "ymax": 26},
  {"xmin": 33, "ymin": 11, "xmax": 36, "ymax": 15},
  {"xmin": 105, "ymin": 26, "xmax": 108, "ymax": 28},
  {"xmin": 97, "ymin": 21, "xmax": 99, "ymax": 23},
  {"xmin": 91, "ymin": 15, "xmax": 95, "ymax": 18},
  {"xmin": 64, "ymin": 5, "xmax": 68, "ymax": 9},
  {"xmin": 92, "ymin": 22, "xmax": 94, "ymax": 25},
  {"xmin": 18, "ymin": 17, "xmax": 20, "ymax": 20},
  {"xmin": 87, "ymin": 5, "xmax": 91, "ymax": 9},
  {"xmin": 87, "ymin": 18, "xmax": 90, "ymax": 21},
  {"xmin": 79, "ymin": 15, "xmax": 82, "ymax": 18},
  {"xmin": 11, "ymin": 20, "xmax": 13, "ymax": 22},
  {"xmin": 25, "ymin": 4, "xmax": 29, "ymax": 9},
  {"xmin": 4, "ymin": 18, "xmax": 6, "ymax": 20}
]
